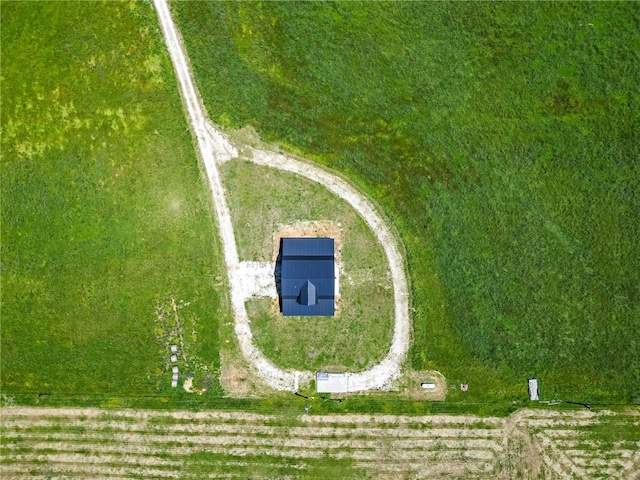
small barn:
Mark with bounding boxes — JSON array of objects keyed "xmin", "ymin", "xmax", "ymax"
[
  {"xmin": 281, "ymin": 238, "xmax": 335, "ymax": 316},
  {"xmin": 316, "ymin": 372, "xmax": 348, "ymax": 393}
]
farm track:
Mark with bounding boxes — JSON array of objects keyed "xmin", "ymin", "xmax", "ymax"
[
  {"xmin": 153, "ymin": 0, "xmax": 410, "ymax": 392},
  {"xmin": 2, "ymin": 407, "xmax": 638, "ymax": 479}
]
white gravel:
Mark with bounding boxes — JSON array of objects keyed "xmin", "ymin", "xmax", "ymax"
[
  {"xmin": 154, "ymin": 0, "xmax": 410, "ymax": 392},
  {"xmin": 237, "ymin": 261, "xmax": 278, "ymax": 300}
]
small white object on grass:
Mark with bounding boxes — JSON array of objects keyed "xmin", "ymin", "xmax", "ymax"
[
  {"xmin": 171, "ymin": 344, "xmax": 178, "ymax": 353},
  {"xmin": 420, "ymin": 383, "xmax": 436, "ymax": 389},
  {"xmin": 528, "ymin": 377, "xmax": 540, "ymax": 401},
  {"xmin": 171, "ymin": 354, "xmax": 178, "ymax": 362},
  {"xmin": 172, "ymin": 366, "xmax": 179, "ymax": 374},
  {"xmin": 171, "ymin": 380, "xmax": 178, "ymax": 388},
  {"xmin": 172, "ymin": 373, "xmax": 179, "ymax": 381}
]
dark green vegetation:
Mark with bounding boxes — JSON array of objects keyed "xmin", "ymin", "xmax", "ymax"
[
  {"xmin": 1, "ymin": 2, "xmax": 228, "ymax": 397},
  {"xmin": 221, "ymin": 160, "xmax": 394, "ymax": 371},
  {"xmin": 174, "ymin": 1, "xmax": 640, "ymax": 403}
]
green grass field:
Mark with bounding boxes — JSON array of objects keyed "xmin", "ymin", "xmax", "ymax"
[
  {"xmin": 220, "ymin": 160, "xmax": 394, "ymax": 371},
  {"xmin": 2, "ymin": 0, "xmax": 639, "ymax": 413},
  {"xmin": 1, "ymin": 2, "xmax": 229, "ymax": 398},
  {"xmin": 174, "ymin": 1, "xmax": 640, "ymax": 404}
]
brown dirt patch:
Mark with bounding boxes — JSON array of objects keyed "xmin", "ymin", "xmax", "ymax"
[
  {"xmin": 218, "ymin": 331, "xmax": 288, "ymax": 398},
  {"xmin": 219, "ymin": 358, "xmax": 258, "ymax": 398},
  {"xmin": 272, "ymin": 220, "xmax": 343, "ymax": 263}
]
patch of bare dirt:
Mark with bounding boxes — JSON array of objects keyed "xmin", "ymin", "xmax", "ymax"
[
  {"xmin": 182, "ymin": 377, "xmax": 206, "ymax": 395},
  {"xmin": 236, "ymin": 261, "xmax": 278, "ymax": 299},
  {"xmin": 272, "ymin": 220, "xmax": 343, "ymax": 259},
  {"xmin": 219, "ymin": 364, "xmax": 253, "ymax": 397},
  {"xmin": 218, "ymin": 333, "xmax": 288, "ymax": 399}
]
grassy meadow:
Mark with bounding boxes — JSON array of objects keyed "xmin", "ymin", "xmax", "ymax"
[
  {"xmin": 1, "ymin": 2, "xmax": 228, "ymax": 399},
  {"xmin": 174, "ymin": 1, "xmax": 640, "ymax": 403}
]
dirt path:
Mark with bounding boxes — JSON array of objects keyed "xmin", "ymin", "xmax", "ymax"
[
  {"xmin": 154, "ymin": 0, "xmax": 305, "ymax": 392},
  {"xmin": 153, "ymin": 0, "xmax": 409, "ymax": 392},
  {"xmin": 247, "ymin": 148, "xmax": 410, "ymax": 391}
]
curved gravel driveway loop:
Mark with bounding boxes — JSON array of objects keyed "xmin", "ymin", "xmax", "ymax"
[{"xmin": 154, "ymin": 0, "xmax": 410, "ymax": 392}]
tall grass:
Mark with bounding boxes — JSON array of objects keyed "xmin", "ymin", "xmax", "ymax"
[
  {"xmin": 173, "ymin": 1, "xmax": 640, "ymax": 403},
  {"xmin": 1, "ymin": 2, "xmax": 228, "ymax": 397}
]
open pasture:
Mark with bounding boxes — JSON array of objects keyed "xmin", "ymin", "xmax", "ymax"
[
  {"xmin": 1, "ymin": 1, "xmax": 227, "ymax": 397},
  {"xmin": 174, "ymin": 1, "xmax": 640, "ymax": 403},
  {"xmin": 2, "ymin": 0, "xmax": 638, "ymax": 415}
]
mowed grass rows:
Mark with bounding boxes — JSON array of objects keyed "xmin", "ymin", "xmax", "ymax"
[
  {"xmin": 2, "ymin": 407, "xmax": 639, "ymax": 479},
  {"xmin": 0, "ymin": 407, "xmax": 502, "ymax": 479},
  {"xmin": 525, "ymin": 414, "xmax": 640, "ymax": 478}
]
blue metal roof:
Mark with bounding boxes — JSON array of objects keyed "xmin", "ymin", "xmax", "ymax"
[
  {"xmin": 298, "ymin": 281, "xmax": 317, "ymax": 306},
  {"xmin": 281, "ymin": 237, "xmax": 334, "ymax": 257},
  {"xmin": 281, "ymin": 258, "xmax": 334, "ymax": 281},
  {"xmin": 281, "ymin": 238, "xmax": 335, "ymax": 316},
  {"xmin": 282, "ymin": 298, "xmax": 335, "ymax": 316}
]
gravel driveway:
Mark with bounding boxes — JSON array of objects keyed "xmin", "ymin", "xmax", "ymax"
[{"xmin": 154, "ymin": 0, "xmax": 410, "ymax": 392}]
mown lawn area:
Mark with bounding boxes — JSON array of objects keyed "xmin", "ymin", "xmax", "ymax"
[
  {"xmin": 1, "ymin": 2, "xmax": 228, "ymax": 399},
  {"xmin": 174, "ymin": 1, "xmax": 640, "ymax": 403},
  {"xmin": 221, "ymin": 160, "xmax": 394, "ymax": 371}
]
